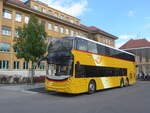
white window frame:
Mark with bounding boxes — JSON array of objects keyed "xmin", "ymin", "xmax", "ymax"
[
  {"xmin": 2, "ymin": 26, "xmax": 11, "ymax": 36},
  {"xmin": 48, "ymin": 23, "xmax": 52, "ymax": 30},
  {"xmin": 3, "ymin": 9, "xmax": 12, "ymax": 19},
  {"xmin": 15, "ymin": 13, "xmax": 22, "ymax": 22},
  {"xmin": 60, "ymin": 26, "xmax": 64, "ymax": 34},
  {"xmin": 25, "ymin": 16, "xmax": 29, "ymax": 24},
  {"xmin": 0, "ymin": 60, "xmax": 9, "ymax": 69},
  {"xmin": 71, "ymin": 30, "xmax": 74, "ymax": 36},
  {"xmin": 42, "ymin": 8, "xmax": 46, "ymax": 13},
  {"xmin": 54, "ymin": 25, "xmax": 58, "ymax": 32},
  {"xmin": 65, "ymin": 29, "xmax": 69, "ymax": 35},
  {"xmin": 23, "ymin": 61, "xmax": 29, "ymax": 69},
  {"xmin": 33, "ymin": 5, "xmax": 39, "ymax": 10},
  {"xmin": 14, "ymin": 61, "xmax": 19, "ymax": 69}
]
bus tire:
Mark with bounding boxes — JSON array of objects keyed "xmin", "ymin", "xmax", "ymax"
[
  {"xmin": 125, "ymin": 78, "xmax": 129, "ymax": 86},
  {"xmin": 120, "ymin": 79, "xmax": 124, "ymax": 88},
  {"xmin": 88, "ymin": 80, "xmax": 96, "ymax": 94}
]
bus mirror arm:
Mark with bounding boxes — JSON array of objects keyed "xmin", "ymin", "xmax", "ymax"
[{"xmin": 37, "ymin": 57, "xmax": 48, "ymax": 67}]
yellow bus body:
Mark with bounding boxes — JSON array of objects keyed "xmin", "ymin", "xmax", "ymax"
[{"xmin": 45, "ymin": 49, "xmax": 136, "ymax": 94}]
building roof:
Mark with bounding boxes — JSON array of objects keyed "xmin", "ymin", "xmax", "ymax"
[
  {"xmin": 119, "ymin": 39, "xmax": 150, "ymax": 49},
  {"xmin": 8, "ymin": 0, "xmax": 25, "ymax": 5},
  {"xmin": 5, "ymin": 0, "xmax": 118, "ymax": 40},
  {"xmin": 80, "ymin": 25, "xmax": 118, "ymax": 39},
  {"xmin": 88, "ymin": 26, "xmax": 118, "ymax": 39}
]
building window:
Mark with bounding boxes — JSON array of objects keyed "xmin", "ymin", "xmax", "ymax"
[
  {"xmin": 65, "ymin": 29, "xmax": 69, "ymax": 35},
  {"xmin": 48, "ymin": 23, "xmax": 52, "ymax": 30},
  {"xmin": 33, "ymin": 5, "xmax": 39, "ymax": 10},
  {"xmin": 40, "ymin": 63, "xmax": 44, "ymax": 70},
  {"xmin": 33, "ymin": 63, "xmax": 37, "ymax": 69},
  {"xmin": 71, "ymin": 30, "xmax": 74, "ymax": 36},
  {"xmin": 0, "ymin": 60, "xmax": 9, "ymax": 69},
  {"xmin": 2, "ymin": 26, "xmax": 11, "ymax": 36},
  {"xmin": 15, "ymin": 13, "xmax": 22, "ymax": 22},
  {"xmin": 60, "ymin": 15, "xmax": 64, "ymax": 20},
  {"xmin": 15, "ymin": 29, "xmax": 19, "ymax": 38},
  {"xmin": 25, "ymin": 16, "xmax": 29, "ymax": 24},
  {"xmin": 3, "ymin": 9, "xmax": 12, "ymax": 19},
  {"xmin": 54, "ymin": 25, "xmax": 58, "ymax": 32},
  {"xmin": 48, "ymin": 10, "xmax": 53, "ymax": 15},
  {"xmin": 75, "ymin": 32, "xmax": 78, "ymax": 36},
  {"xmin": 42, "ymin": 8, "xmax": 46, "ymax": 13},
  {"xmin": 23, "ymin": 61, "xmax": 29, "ymax": 69},
  {"xmin": 41, "ymin": 20, "xmax": 46, "ymax": 27},
  {"xmin": 54, "ymin": 13, "xmax": 58, "ymax": 17},
  {"xmin": 14, "ymin": 61, "xmax": 19, "ymax": 69},
  {"xmin": 60, "ymin": 26, "xmax": 64, "ymax": 34},
  {"xmin": 0, "ymin": 43, "xmax": 11, "ymax": 52},
  {"xmin": 70, "ymin": 20, "xmax": 74, "ymax": 23}
]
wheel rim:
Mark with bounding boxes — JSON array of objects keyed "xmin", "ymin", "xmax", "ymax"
[{"xmin": 89, "ymin": 81, "xmax": 95, "ymax": 93}]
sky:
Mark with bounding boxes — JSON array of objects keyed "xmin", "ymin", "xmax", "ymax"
[{"xmin": 23, "ymin": 0, "xmax": 150, "ymax": 48}]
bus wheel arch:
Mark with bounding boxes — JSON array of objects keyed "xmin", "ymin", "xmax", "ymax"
[
  {"xmin": 88, "ymin": 80, "xmax": 96, "ymax": 94},
  {"xmin": 120, "ymin": 78, "xmax": 124, "ymax": 88}
]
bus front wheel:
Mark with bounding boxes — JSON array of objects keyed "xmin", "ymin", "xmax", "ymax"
[{"xmin": 88, "ymin": 80, "xmax": 96, "ymax": 94}]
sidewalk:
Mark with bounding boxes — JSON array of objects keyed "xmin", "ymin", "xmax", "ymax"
[{"xmin": 0, "ymin": 83, "xmax": 44, "ymax": 91}]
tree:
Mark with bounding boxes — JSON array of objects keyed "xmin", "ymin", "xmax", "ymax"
[{"xmin": 13, "ymin": 15, "xmax": 47, "ymax": 84}]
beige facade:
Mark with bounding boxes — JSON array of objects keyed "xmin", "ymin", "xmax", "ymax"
[{"xmin": 0, "ymin": 0, "xmax": 117, "ymax": 71}]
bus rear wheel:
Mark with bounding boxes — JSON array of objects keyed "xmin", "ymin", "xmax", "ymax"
[
  {"xmin": 120, "ymin": 79, "xmax": 124, "ymax": 88},
  {"xmin": 88, "ymin": 80, "xmax": 96, "ymax": 94}
]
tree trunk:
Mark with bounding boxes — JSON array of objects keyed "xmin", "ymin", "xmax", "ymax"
[{"xmin": 31, "ymin": 62, "xmax": 35, "ymax": 84}]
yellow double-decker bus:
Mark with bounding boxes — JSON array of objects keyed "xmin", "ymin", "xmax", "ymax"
[{"xmin": 45, "ymin": 36, "xmax": 136, "ymax": 94}]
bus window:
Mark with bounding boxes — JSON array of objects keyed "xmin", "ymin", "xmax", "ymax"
[
  {"xmin": 88, "ymin": 42, "xmax": 98, "ymax": 53},
  {"xmin": 105, "ymin": 47, "xmax": 110, "ymax": 56},
  {"xmin": 97, "ymin": 44, "xmax": 105, "ymax": 55},
  {"xmin": 77, "ymin": 39, "xmax": 88, "ymax": 51}
]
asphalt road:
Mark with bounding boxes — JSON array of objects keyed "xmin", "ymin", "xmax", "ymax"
[{"xmin": 0, "ymin": 81, "xmax": 150, "ymax": 113}]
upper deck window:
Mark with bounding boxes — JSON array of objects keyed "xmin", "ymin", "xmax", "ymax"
[
  {"xmin": 77, "ymin": 38, "xmax": 88, "ymax": 51},
  {"xmin": 88, "ymin": 42, "xmax": 98, "ymax": 54},
  {"xmin": 48, "ymin": 38, "xmax": 73, "ymax": 52}
]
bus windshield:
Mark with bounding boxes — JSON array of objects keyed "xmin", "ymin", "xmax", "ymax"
[
  {"xmin": 47, "ymin": 58, "xmax": 73, "ymax": 80},
  {"xmin": 48, "ymin": 38, "xmax": 73, "ymax": 52}
]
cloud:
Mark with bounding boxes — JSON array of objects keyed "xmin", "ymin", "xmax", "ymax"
[
  {"xmin": 37, "ymin": 0, "xmax": 88, "ymax": 17},
  {"xmin": 119, "ymin": 34, "xmax": 136, "ymax": 39},
  {"xmin": 146, "ymin": 23, "xmax": 150, "ymax": 27},
  {"xmin": 128, "ymin": 10, "xmax": 135, "ymax": 17},
  {"xmin": 144, "ymin": 17, "xmax": 150, "ymax": 20}
]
